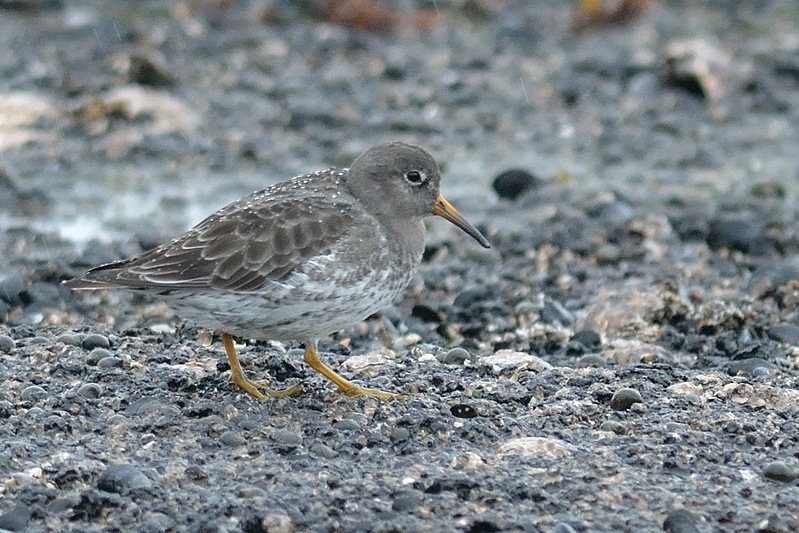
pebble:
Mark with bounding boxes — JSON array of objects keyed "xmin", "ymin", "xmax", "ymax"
[
  {"xmin": 77, "ymin": 383, "xmax": 103, "ymax": 399},
  {"xmin": 609, "ymin": 388, "xmax": 643, "ymax": 411},
  {"xmin": 450, "ymin": 404, "xmax": 478, "ymax": 419},
  {"xmin": 238, "ymin": 486, "xmax": 268, "ymax": 498},
  {"xmin": 570, "ymin": 329, "xmax": 602, "ymax": 350},
  {"xmin": 82, "ymin": 333, "xmax": 111, "ymax": 350},
  {"xmin": 56, "ymin": 333, "xmax": 82, "ymax": 346},
  {"xmin": 0, "ymin": 505, "xmax": 30, "ymax": 532},
  {"xmin": 389, "ymin": 427, "xmax": 411, "ymax": 444},
  {"xmin": 86, "ymin": 348, "xmax": 113, "ymax": 365},
  {"xmin": 391, "ymin": 490, "xmax": 421, "ymax": 512},
  {"xmin": 599, "ymin": 421, "xmax": 626, "ymax": 434},
  {"xmin": 496, "ymin": 437, "xmax": 574, "ymax": 459},
  {"xmin": 767, "ymin": 323, "xmax": 799, "ymax": 345},
  {"xmin": 219, "ymin": 430, "xmax": 247, "ymax": 447},
  {"xmin": 727, "ymin": 358, "xmax": 778, "ymax": 377},
  {"xmin": 492, "ymin": 168, "xmax": 540, "ymax": 200},
  {"xmin": 481, "ymin": 350, "xmax": 552, "ymax": 373},
  {"xmin": 0, "ymin": 271, "xmax": 26, "ymax": 305},
  {"xmin": 333, "ymin": 418, "xmax": 361, "ymax": 432},
  {"xmin": 271, "ymin": 428, "xmax": 303, "ymax": 448},
  {"xmin": 438, "ymin": 347, "xmax": 473, "ymax": 365},
  {"xmin": 27, "ymin": 336, "xmax": 51, "ymax": 346},
  {"xmin": 97, "ymin": 464, "xmax": 153, "ymax": 493},
  {"xmin": 762, "ymin": 460, "xmax": 798, "ymax": 482},
  {"xmin": 746, "ymin": 258, "xmax": 799, "ymax": 297},
  {"xmin": 310, "ymin": 443, "xmax": 338, "ymax": 459},
  {"xmin": 0, "ymin": 334, "xmax": 15, "ymax": 353},
  {"xmin": 662, "ymin": 509, "xmax": 701, "ymax": 533},
  {"xmin": 20, "ymin": 385, "xmax": 47, "ymax": 400},
  {"xmin": 97, "ymin": 356, "xmax": 123, "ymax": 368},
  {"xmin": 261, "ymin": 512, "xmax": 294, "ymax": 533}
]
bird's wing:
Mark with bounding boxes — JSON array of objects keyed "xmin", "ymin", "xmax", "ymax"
[{"xmin": 67, "ymin": 193, "xmax": 367, "ymax": 292}]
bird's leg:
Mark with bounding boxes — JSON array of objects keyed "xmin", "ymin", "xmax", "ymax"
[
  {"xmin": 220, "ymin": 332, "xmax": 303, "ymax": 399},
  {"xmin": 302, "ymin": 342, "xmax": 403, "ymax": 400}
]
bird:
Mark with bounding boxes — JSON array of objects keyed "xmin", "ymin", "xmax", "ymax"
[{"xmin": 65, "ymin": 142, "xmax": 490, "ymax": 400}]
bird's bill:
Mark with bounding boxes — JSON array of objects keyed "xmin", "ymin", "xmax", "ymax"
[{"xmin": 433, "ymin": 195, "xmax": 491, "ymax": 248}]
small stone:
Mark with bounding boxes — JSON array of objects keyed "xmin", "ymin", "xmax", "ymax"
[
  {"xmin": 333, "ymin": 418, "xmax": 361, "ymax": 432},
  {"xmin": 56, "ymin": 333, "xmax": 82, "ymax": 346},
  {"xmin": 97, "ymin": 356, "xmax": 123, "ymax": 368},
  {"xmin": 27, "ymin": 336, "xmax": 51, "ymax": 346},
  {"xmin": 238, "ymin": 486, "xmax": 268, "ymax": 498},
  {"xmin": 481, "ymin": 350, "xmax": 552, "ymax": 374},
  {"xmin": 663, "ymin": 509, "xmax": 702, "ymax": 533},
  {"xmin": 727, "ymin": 358, "xmax": 778, "ymax": 377},
  {"xmin": 0, "ymin": 334, "xmax": 15, "ymax": 353},
  {"xmin": 762, "ymin": 461, "xmax": 798, "ymax": 482},
  {"xmin": 391, "ymin": 490, "xmax": 421, "ymax": 512},
  {"xmin": 272, "ymin": 428, "xmax": 302, "ymax": 447},
  {"xmin": 185, "ymin": 466, "xmax": 208, "ymax": 481},
  {"xmin": 438, "ymin": 347, "xmax": 472, "ymax": 365},
  {"xmin": 599, "ymin": 421, "xmax": 626, "ymax": 434},
  {"xmin": 390, "ymin": 427, "xmax": 411, "ymax": 444},
  {"xmin": 21, "ymin": 385, "xmax": 47, "ymax": 400},
  {"xmin": 450, "ymin": 404, "xmax": 478, "ymax": 419},
  {"xmin": 219, "ymin": 430, "xmax": 247, "ymax": 447},
  {"xmin": 97, "ymin": 464, "xmax": 153, "ymax": 493},
  {"xmin": 77, "ymin": 383, "xmax": 103, "ymax": 399},
  {"xmin": 310, "ymin": 443, "xmax": 338, "ymax": 459},
  {"xmin": 610, "ymin": 388, "xmax": 643, "ymax": 411},
  {"xmin": 492, "ymin": 168, "xmax": 539, "ymax": 200},
  {"xmin": 767, "ymin": 323, "xmax": 799, "ymax": 345},
  {"xmin": 261, "ymin": 512, "xmax": 294, "ymax": 533},
  {"xmin": 82, "ymin": 334, "xmax": 110, "ymax": 350},
  {"xmin": 570, "ymin": 330, "xmax": 601, "ymax": 350},
  {"xmin": 86, "ymin": 348, "xmax": 113, "ymax": 365},
  {"xmin": 496, "ymin": 437, "xmax": 574, "ymax": 459},
  {"xmin": 0, "ymin": 272, "xmax": 26, "ymax": 305},
  {"xmin": 0, "ymin": 505, "xmax": 30, "ymax": 532}
]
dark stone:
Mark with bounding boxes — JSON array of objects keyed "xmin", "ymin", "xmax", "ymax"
[
  {"xmin": 492, "ymin": 168, "xmax": 540, "ymax": 200},
  {"xmin": 767, "ymin": 323, "xmax": 799, "ymax": 345},
  {"xmin": 663, "ymin": 509, "xmax": 701, "ymax": 533},
  {"xmin": 609, "ymin": 388, "xmax": 643, "ymax": 410},
  {"xmin": 450, "ymin": 404, "xmax": 478, "ymax": 419},
  {"xmin": 97, "ymin": 464, "xmax": 153, "ymax": 494}
]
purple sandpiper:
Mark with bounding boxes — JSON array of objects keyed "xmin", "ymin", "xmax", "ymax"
[{"xmin": 66, "ymin": 142, "xmax": 490, "ymax": 400}]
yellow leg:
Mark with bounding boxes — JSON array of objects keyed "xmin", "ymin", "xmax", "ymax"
[
  {"xmin": 220, "ymin": 332, "xmax": 303, "ymax": 400},
  {"xmin": 302, "ymin": 342, "xmax": 403, "ymax": 400}
]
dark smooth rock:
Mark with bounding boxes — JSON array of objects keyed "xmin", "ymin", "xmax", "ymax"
[
  {"xmin": 609, "ymin": 388, "xmax": 643, "ymax": 411},
  {"xmin": 450, "ymin": 404, "xmax": 478, "ymax": 419},
  {"xmin": 727, "ymin": 358, "xmax": 778, "ymax": 377},
  {"xmin": 492, "ymin": 168, "xmax": 540, "ymax": 200},
  {"xmin": 663, "ymin": 509, "xmax": 702, "ymax": 533},
  {"xmin": 97, "ymin": 464, "xmax": 153, "ymax": 494},
  {"xmin": 762, "ymin": 461, "xmax": 798, "ymax": 482},
  {"xmin": 767, "ymin": 323, "xmax": 799, "ymax": 345},
  {"xmin": 82, "ymin": 333, "xmax": 111, "ymax": 350}
]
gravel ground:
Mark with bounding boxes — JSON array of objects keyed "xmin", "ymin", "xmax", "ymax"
[{"xmin": 2, "ymin": 1, "xmax": 799, "ymax": 532}]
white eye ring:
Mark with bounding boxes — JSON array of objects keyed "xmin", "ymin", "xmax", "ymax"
[{"xmin": 405, "ymin": 170, "xmax": 426, "ymax": 186}]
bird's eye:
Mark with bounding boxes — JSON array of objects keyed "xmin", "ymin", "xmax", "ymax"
[{"xmin": 405, "ymin": 170, "xmax": 425, "ymax": 186}]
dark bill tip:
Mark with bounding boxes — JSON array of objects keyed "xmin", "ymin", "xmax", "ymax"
[{"xmin": 432, "ymin": 195, "xmax": 490, "ymax": 249}]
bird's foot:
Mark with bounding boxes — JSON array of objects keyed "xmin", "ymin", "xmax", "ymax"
[
  {"xmin": 230, "ymin": 374, "xmax": 303, "ymax": 400},
  {"xmin": 336, "ymin": 382, "xmax": 406, "ymax": 401}
]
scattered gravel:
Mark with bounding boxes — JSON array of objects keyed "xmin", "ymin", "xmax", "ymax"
[{"xmin": 2, "ymin": 1, "xmax": 799, "ymax": 532}]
